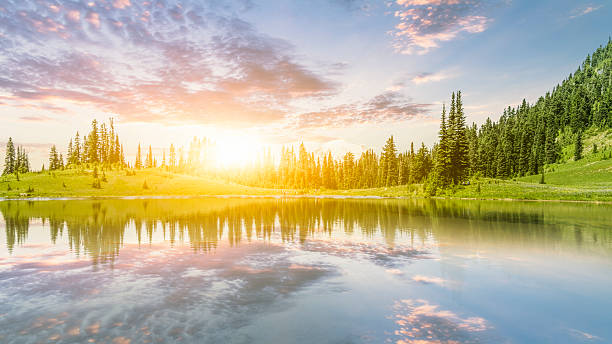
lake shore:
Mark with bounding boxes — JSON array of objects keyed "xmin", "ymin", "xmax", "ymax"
[{"xmin": 1, "ymin": 168, "xmax": 611, "ymax": 202}]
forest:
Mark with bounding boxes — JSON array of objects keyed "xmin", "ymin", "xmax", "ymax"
[{"xmin": 3, "ymin": 39, "xmax": 612, "ymax": 195}]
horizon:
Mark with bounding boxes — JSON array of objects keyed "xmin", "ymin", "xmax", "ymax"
[{"xmin": 1, "ymin": 0, "xmax": 611, "ymax": 169}]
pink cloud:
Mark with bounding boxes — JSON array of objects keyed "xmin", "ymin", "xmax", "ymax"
[
  {"xmin": 412, "ymin": 71, "xmax": 455, "ymax": 84},
  {"xmin": 113, "ymin": 0, "xmax": 131, "ymax": 10},
  {"xmin": 86, "ymin": 11, "xmax": 100, "ymax": 28},
  {"xmin": 391, "ymin": 0, "xmax": 491, "ymax": 55},
  {"xmin": 66, "ymin": 10, "xmax": 80, "ymax": 22},
  {"xmin": 391, "ymin": 299, "xmax": 490, "ymax": 343}
]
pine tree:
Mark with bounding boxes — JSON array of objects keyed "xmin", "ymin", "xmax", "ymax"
[
  {"xmin": 88, "ymin": 120, "xmax": 99, "ymax": 163},
  {"xmin": 74, "ymin": 132, "xmax": 81, "ymax": 164},
  {"xmin": 381, "ymin": 136, "xmax": 398, "ymax": 186},
  {"xmin": 49, "ymin": 145, "xmax": 59, "ymax": 170},
  {"xmin": 3, "ymin": 138, "xmax": 16, "ymax": 175},
  {"xmin": 67, "ymin": 139, "xmax": 73, "ymax": 166},
  {"xmin": 435, "ymin": 104, "xmax": 450, "ymax": 185},
  {"xmin": 135, "ymin": 143, "xmax": 142, "ymax": 169},
  {"xmin": 449, "ymin": 91, "xmax": 469, "ymax": 183},
  {"xmin": 145, "ymin": 145, "xmax": 151, "ymax": 168},
  {"xmin": 149, "ymin": 145, "xmax": 153, "ymax": 168},
  {"xmin": 574, "ymin": 131, "xmax": 583, "ymax": 161}
]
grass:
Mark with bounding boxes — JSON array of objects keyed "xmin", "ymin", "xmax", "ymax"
[
  {"xmin": 1, "ymin": 162, "xmax": 610, "ymax": 201},
  {"xmin": 0, "ymin": 168, "xmax": 277, "ymax": 198}
]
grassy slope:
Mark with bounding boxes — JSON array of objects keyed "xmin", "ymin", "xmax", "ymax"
[
  {"xmin": 0, "ymin": 168, "xmax": 277, "ymax": 198},
  {"xmin": 1, "ymin": 161, "xmax": 610, "ymax": 201}
]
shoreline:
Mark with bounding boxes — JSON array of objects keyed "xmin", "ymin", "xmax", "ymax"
[{"xmin": 1, "ymin": 193, "xmax": 611, "ymax": 204}]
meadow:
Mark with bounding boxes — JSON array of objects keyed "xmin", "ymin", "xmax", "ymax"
[{"xmin": 2, "ymin": 150, "xmax": 611, "ymax": 202}]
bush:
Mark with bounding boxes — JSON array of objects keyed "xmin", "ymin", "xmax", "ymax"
[{"xmin": 424, "ymin": 171, "xmax": 445, "ymax": 196}]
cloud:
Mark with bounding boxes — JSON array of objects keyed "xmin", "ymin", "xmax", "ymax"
[
  {"xmin": 390, "ymin": 0, "xmax": 492, "ymax": 55},
  {"xmin": 391, "ymin": 299, "xmax": 492, "ymax": 343},
  {"xmin": 0, "ymin": 0, "xmax": 339, "ymax": 128},
  {"xmin": 569, "ymin": 5, "xmax": 603, "ymax": 19},
  {"xmin": 113, "ymin": 0, "xmax": 132, "ymax": 10},
  {"xmin": 292, "ymin": 91, "xmax": 430, "ymax": 129},
  {"xmin": 19, "ymin": 115, "xmax": 55, "ymax": 122},
  {"xmin": 412, "ymin": 70, "xmax": 455, "ymax": 84},
  {"xmin": 412, "ymin": 274, "xmax": 446, "ymax": 286}
]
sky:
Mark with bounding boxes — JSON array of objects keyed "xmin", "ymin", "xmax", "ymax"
[{"xmin": 0, "ymin": 0, "xmax": 611, "ymax": 168}]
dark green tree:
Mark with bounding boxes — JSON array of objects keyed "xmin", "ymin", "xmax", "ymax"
[
  {"xmin": 574, "ymin": 131, "xmax": 583, "ymax": 161},
  {"xmin": 3, "ymin": 138, "xmax": 16, "ymax": 175}
]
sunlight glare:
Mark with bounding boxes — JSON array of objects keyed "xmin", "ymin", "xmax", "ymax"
[{"xmin": 214, "ymin": 134, "xmax": 263, "ymax": 168}]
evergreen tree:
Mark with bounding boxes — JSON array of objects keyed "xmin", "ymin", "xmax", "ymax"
[
  {"xmin": 49, "ymin": 145, "xmax": 59, "ymax": 170},
  {"xmin": 435, "ymin": 104, "xmax": 451, "ymax": 185},
  {"xmin": 74, "ymin": 132, "xmax": 81, "ymax": 164},
  {"xmin": 3, "ymin": 138, "xmax": 16, "ymax": 175},
  {"xmin": 574, "ymin": 131, "xmax": 583, "ymax": 161},
  {"xmin": 381, "ymin": 136, "xmax": 398, "ymax": 186},
  {"xmin": 449, "ymin": 91, "xmax": 469, "ymax": 183},
  {"xmin": 88, "ymin": 120, "xmax": 99, "ymax": 163},
  {"xmin": 135, "ymin": 144, "xmax": 142, "ymax": 169}
]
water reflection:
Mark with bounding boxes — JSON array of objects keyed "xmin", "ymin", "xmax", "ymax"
[
  {"xmin": 0, "ymin": 198, "xmax": 611, "ymax": 343},
  {"xmin": 2, "ymin": 198, "xmax": 611, "ymax": 263}
]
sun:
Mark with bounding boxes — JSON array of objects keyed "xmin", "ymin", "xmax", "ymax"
[{"xmin": 213, "ymin": 134, "xmax": 264, "ymax": 168}]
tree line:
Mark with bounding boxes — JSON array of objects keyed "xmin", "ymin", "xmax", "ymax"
[{"xmin": 227, "ymin": 137, "xmax": 433, "ymax": 190}]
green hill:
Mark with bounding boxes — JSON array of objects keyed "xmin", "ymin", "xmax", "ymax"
[{"xmin": 0, "ymin": 168, "xmax": 276, "ymax": 198}]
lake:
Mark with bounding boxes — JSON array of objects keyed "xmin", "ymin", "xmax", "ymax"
[{"xmin": 0, "ymin": 198, "xmax": 611, "ymax": 343}]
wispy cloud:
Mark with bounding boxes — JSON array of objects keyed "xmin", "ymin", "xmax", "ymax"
[
  {"xmin": 569, "ymin": 5, "xmax": 603, "ymax": 19},
  {"xmin": 292, "ymin": 91, "xmax": 430, "ymax": 129},
  {"xmin": 0, "ymin": 0, "xmax": 339, "ymax": 127},
  {"xmin": 0, "ymin": 0, "xmax": 423, "ymax": 132},
  {"xmin": 412, "ymin": 70, "xmax": 455, "ymax": 84},
  {"xmin": 390, "ymin": 0, "xmax": 492, "ymax": 55}
]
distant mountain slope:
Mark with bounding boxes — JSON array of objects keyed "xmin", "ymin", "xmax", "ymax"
[{"xmin": 468, "ymin": 38, "xmax": 612, "ymax": 178}]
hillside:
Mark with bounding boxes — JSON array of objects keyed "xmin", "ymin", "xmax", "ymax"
[{"xmin": 0, "ymin": 169, "xmax": 276, "ymax": 198}]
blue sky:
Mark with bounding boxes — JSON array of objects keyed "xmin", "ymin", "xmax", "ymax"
[{"xmin": 0, "ymin": 0, "xmax": 610, "ymax": 167}]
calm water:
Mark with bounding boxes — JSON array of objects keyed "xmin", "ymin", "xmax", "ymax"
[{"xmin": 0, "ymin": 198, "xmax": 611, "ymax": 344}]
